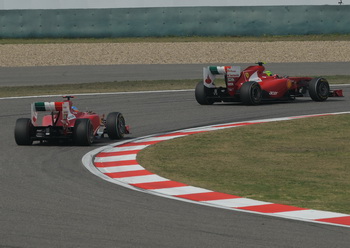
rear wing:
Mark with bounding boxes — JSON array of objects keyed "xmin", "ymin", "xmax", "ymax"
[
  {"xmin": 34, "ymin": 102, "xmax": 66, "ymax": 112},
  {"xmin": 31, "ymin": 101, "xmax": 75, "ymax": 125},
  {"xmin": 203, "ymin": 66, "xmax": 241, "ymax": 88}
]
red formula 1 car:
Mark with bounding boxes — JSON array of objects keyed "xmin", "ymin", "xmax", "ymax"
[
  {"xmin": 14, "ymin": 96, "xmax": 129, "ymax": 146},
  {"xmin": 195, "ymin": 62, "xmax": 343, "ymax": 105}
]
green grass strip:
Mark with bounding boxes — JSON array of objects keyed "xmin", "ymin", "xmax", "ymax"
[
  {"xmin": 0, "ymin": 80, "xmax": 199, "ymax": 97},
  {"xmin": 138, "ymin": 115, "xmax": 350, "ymax": 214}
]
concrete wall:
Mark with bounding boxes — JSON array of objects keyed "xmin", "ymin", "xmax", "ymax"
[
  {"xmin": 0, "ymin": 5, "xmax": 349, "ymax": 38},
  {"xmin": 0, "ymin": 0, "xmax": 347, "ymax": 9}
]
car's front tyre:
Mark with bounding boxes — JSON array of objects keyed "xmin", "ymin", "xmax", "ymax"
[
  {"xmin": 106, "ymin": 112, "xmax": 126, "ymax": 139},
  {"xmin": 309, "ymin": 77, "xmax": 329, "ymax": 101}
]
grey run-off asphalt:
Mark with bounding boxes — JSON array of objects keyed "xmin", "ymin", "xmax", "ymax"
[{"xmin": 1, "ymin": 62, "xmax": 350, "ymax": 87}]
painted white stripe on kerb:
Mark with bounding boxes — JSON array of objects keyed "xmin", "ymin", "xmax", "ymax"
[
  {"xmin": 117, "ymin": 175, "xmax": 169, "ymax": 184},
  {"xmin": 179, "ymin": 127, "xmax": 221, "ymax": 133},
  {"xmin": 103, "ymin": 145, "xmax": 149, "ymax": 152},
  {"xmin": 151, "ymin": 186, "xmax": 212, "ymax": 196},
  {"xmin": 135, "ymin": 136, "xmax": 186, "ymax": 142},
  {"xmin": 94, "ymin": 154, "xmax": 137, "ymax": 163},
  {"xmin": 274, "ymin": 210, "xmax": 349, "ymax": 220},
  {"xmin": 204, "ymin": 198, "xmax": 271, "ymax": 208},
  {"xmin": 98, "ymin": 165, "xmax": 144, "ymax": 173}
]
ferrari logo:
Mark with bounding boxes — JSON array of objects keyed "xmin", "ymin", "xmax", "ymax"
[{"xmin": 205, "ymin": 75, "xmax": 212, "ymax": 84}]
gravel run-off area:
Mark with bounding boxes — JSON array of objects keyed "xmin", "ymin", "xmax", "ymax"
[{"xmin": 1, "ymin": 41, "xmax": 350, "ymax": 67}]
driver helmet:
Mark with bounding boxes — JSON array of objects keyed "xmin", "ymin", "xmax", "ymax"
[
  {"xmin": 264, "ymin": 70, "xmax": 273, "ymax": 76},
  {"xmin": 71, "ymin": 106, "xmax": 79, "ymax": 112}
]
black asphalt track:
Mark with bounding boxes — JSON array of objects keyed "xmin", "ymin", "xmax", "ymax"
[
  {"xmin": 1, "ymin": 64, "xmax": 350, "ymax": 247},
  {"xmin": 1, "ymin": 62, "xmax": 349, "ymax": 86}
]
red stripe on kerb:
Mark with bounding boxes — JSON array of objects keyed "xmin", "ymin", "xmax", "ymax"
[
  {"xmin": 116, "ymin": 141, "xmax": 161, "ymax": 147},
  {"xmin": 105, "ymin": 170, "xmax": 153, "ymax": 178},
  {"xmin": 177, "ymin": 192, "xmax": 241, "ymax": 201},
  {"xmin": 214, "ymin": 122, "xmax": 264, "ymax": 128},
  {"xmin": 238, "ymin": 204, "xmax": 307, "ymax": 213},
  {"xmin": 94, "ymin": 160, "xmax": 139, "ymax": 168},
  {"xmin": 131, "ymin": 181, "xmax": 188, "ymax": 189},
  {"xmin": 95, "ymin": 150, "xmax": 141, "ymax": 157},
  {"xmin": 316, "ymin": 216, "xmax": 350, "ymax": 226}
]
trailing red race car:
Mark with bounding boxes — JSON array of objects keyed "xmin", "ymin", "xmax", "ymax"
[
  {"xmin": 14, "ymin": 96, "xmax": 129, "ymax": 146},
  {"xmin": 195, "ymin": 62, "xmax": 343, "ymax": 105}
]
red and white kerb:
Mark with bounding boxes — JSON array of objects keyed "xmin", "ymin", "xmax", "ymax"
[{"xmin": 84, "ymin": 112, "xmax": 350, "ymax": 228}]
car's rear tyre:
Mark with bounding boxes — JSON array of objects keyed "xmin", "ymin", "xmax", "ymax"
[
  {"xmin": 73, "ymin": 119, "xmax": 94, "ymax": 146},
  {"xmin": 195, "ymin": 81, "xmax": 214, "ymax": 105},
  {"xmin": 309, "ymin": 77, "xmax": 329, "ymax": 101},
  {"xmin": 14, "ymin": 118, "xmax": 33, "ymax": 145},
  {"xmin": 240, "ymin": 81, "xmax": 262, "ymax": 105},
  {"xmin": 106, "ymin": 112, "xmax": 126, "ymax": 139}
]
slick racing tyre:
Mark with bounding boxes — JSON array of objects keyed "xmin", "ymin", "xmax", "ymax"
[
  {"xmin": 240, "ymin": 81, "xmax": 262, "ymax": 105},
  {"xmin": 106, "ymin": 112, "xmax": 126, "ymax": 139},
  {"xmin": 195, "ymin": 81, "xmax": 214, "ymax": 105},
  {"xmin": 309, "ymin": 78, "xmax": 330, "ymax": 101},
  {"xmin": 14, "ymin": 118, "xmax": 33, "ymax": 145},
  {"xmin": 73, "ymin": 119, "xmax": 94, "ymax": 146}
]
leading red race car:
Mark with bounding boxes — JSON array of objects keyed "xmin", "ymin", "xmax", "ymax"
[
  {"xmin": 14, "ymin": 96, "xmax": 129, "ymax": 146},
  {"xmin": 195, "ymin": 62, "xmax": 343, "ymax": 105}
]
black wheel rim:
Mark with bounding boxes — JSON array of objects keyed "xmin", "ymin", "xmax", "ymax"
[
  {"xmin": 88, "ymin": 124, "xmax": 94, "ymax": 143},
  {"xmin": 318, "ymin": 82, "xmax": 329, "ymax": 97},
  {"xmin": 118, "ymin": 116, "xmax": 125, "ymax": 135},
  {"xmin": 251, "ymin": 85, "xmax": 261, "ymax": 102}
]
